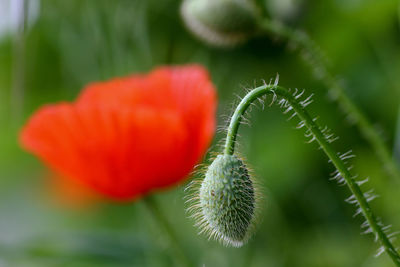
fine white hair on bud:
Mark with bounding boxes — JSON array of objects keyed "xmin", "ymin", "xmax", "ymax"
[
  {"xmin": 180, "ymin": 0, "xmax": 260, "ymax": 47},
  {"xmin": 190, "ymin": 154, "xmax": 258, "ymax": 247}
]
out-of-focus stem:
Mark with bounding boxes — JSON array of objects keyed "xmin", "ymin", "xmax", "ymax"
[
  {"xmin": 143, "ymin": 196, "xmax": 192, "ymax": 267},
  {"xmin": 394, "ymin": 107, "xmax": 400, "ymax": 163},
  {"xmin": 11, "ymin": 0, "xmax": 28, "ymax": 123}
]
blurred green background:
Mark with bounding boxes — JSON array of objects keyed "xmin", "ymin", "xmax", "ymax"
[{"xmin": 1, "ymin": 0, "xmax": 400, "ymax": 266}]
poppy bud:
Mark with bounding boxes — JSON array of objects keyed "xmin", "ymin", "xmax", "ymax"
[
  {"xmin": 181, "ymin": 0, "xmax": 260, "ymax": 47},
  {"xmin": 199, "ymin": 154, "xmax": 256, "ymax": 247}
]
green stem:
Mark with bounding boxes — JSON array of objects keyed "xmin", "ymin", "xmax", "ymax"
[
  {"xmin": 394, "ymin": 106, "xmax": 400, "ymax": 164},
  {"xmin": 224, "ymin": 84, "xmax": 400, "ymax": 266},
  {"xmin": 257, "ymin": 19, "xmax": 400, "ymax": 181},
  {"xmin": 143, "ymin": 196, "xmax": 192, "ymax": 267},
  {"xmin": 11, "ymin": 0, "xmax": 28, "ymax": 124}
]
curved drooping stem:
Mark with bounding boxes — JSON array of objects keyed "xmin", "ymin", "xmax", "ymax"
[
  {"xmin": 224, "ymin": 84, "xmax": 400, "ymax": 266},
  {"xmin": 257, "ymin": 19, "xmax": 400, "ymax": 181}
]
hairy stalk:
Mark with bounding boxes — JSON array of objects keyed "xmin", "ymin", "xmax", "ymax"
[
  {"xmin": 143, "ymin": 196, "xmax": 192, "ymax": 267},
  {"xmin": 257, "ymin": 19, "xmax": 400, "ymax": 181},
  {"xmin": 224, "ymin": 84, "xmax": 400, "ymax": 265}
]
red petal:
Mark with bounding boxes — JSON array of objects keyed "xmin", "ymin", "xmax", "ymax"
[
  {"xmin": 143, "ymin": 65, "xmax": 217, "ymax": 170},
  {"xmin": 79, "ymin": 65, "xmax": 217, "ymax": 170},
  {"xmin": 21, "ymin": 103, "xmax": 189, "ymax": 200}
]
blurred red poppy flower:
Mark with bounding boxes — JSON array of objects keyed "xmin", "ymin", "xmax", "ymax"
[{"xmin": 20, "ymin": 65, "xmax": 217, "ymax": 201}]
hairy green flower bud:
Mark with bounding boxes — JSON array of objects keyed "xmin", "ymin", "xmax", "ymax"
[
  {"xmin": 198, "ymin": 154, "xmax": 256, "ymax": 246},
  {"xmin": 181, "ymin": 0, "xmax": 260, "ymax": 47}
]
